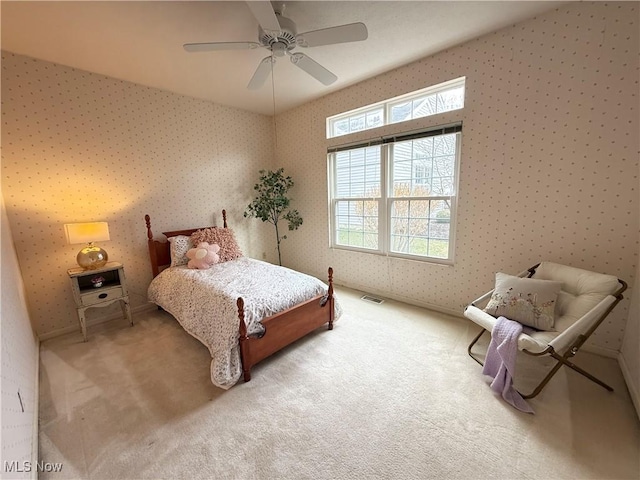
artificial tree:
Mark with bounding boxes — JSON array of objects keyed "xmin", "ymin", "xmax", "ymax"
[{"xmin": 244, "ymin": 168, "xmax": 303, "ymax": 265}]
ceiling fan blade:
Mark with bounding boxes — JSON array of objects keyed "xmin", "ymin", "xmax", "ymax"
[
  {"xmin": 246, "ymin": 1, "xmax": 281, "ymax": 34},
  {"xmin": 297, "ymin": 22, "xmax": 368, "ymax": 48},
  {"xmin": 184, "ymin": 42, "xmax": 261, "ymax": 52},
  {"xmin": 248, "ymin": 56, "xmax": 275, "ymax": 90},
  {"xmin": 289, "ymin": 53, "xmax": 337, "ymax": 86}
]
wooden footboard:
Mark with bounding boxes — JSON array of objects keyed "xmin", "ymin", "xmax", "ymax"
[{"xmin": 237, "ymin": 267, "xmax": 335, "ymax": 382}]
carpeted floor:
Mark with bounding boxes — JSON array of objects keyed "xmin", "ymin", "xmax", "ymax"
[{"xmin": 38, "ymin": 286, "xmax": 640, "ymax": 480}]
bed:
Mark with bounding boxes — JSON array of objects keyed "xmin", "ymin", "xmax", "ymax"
[{"xmin": 144, "ymin": 210, "xmax": 340, "ymax": 389}]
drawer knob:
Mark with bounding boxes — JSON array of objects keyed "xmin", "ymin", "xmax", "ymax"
[{"xmin": 98, "ymin": 293, "xmax": 108, "ymax": 299}]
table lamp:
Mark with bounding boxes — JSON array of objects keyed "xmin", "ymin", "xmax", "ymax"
[{"xmin": 64, "ymin": 222, "xmax": 110, "ymax": 270}]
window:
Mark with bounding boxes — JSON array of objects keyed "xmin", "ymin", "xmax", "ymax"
[
  {"xmin": 331, "ymin": 107, "xmax": 384, "ymax": 138},
  {"xmin": 334, "ymin": 146, "xmax": 382, "ymax": 250},
  {"xmin": 327, "ymin": 77, "xmax": 465, "ymax": 139},
  {"xmin": 328, "ymin": 124, "xmax": 461, "ymax": 263}
]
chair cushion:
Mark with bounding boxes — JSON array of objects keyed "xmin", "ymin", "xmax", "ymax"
[
  {"xmin": 532, "ymin": 262, "xmax": 620, "ymax": 333},
  {"xmin": 484, "ymin": 272, "xmax": 562, "ymax": 330}
]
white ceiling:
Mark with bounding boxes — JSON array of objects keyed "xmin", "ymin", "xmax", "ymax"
[{"xmin": 1, "ymin": 1, "xmax": 566, "ymax": 115}]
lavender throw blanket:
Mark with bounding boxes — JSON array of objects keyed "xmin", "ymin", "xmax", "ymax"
[{"xmin": 482, "ymin": 316, "xmax": 534, "ymax": 414}]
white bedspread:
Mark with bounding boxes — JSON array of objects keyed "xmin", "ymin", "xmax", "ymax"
[{"xmin": 147, "ymin": 257, "xmax": 341, "ymax": 389}]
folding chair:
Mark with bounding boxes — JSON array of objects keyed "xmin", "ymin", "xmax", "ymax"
[{"xmin": 465, "ymin": 262, "xmax": 627, "ymax": 399}]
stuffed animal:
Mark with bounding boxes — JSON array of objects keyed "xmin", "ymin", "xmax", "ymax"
[{"xmin": 186, "ymin": 242, "xmax": 220, "ymax": 269}]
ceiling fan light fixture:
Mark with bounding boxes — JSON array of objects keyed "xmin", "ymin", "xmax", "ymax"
[{"xmin": 271, "ymin": 42, "xmax": 287, "ymax": 57}]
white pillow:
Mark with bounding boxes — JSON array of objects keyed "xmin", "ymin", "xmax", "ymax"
[
  {"xmin": 168, "ymin": 235, "xmax": 193, "ymax": 267},
  {"xmin": 484, "ymin": 272, "xmax": 563, "ymax": 331}
]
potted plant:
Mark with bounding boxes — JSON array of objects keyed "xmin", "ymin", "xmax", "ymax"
[{"xmin": 244, "ymin": 168, "xmax": 303, "ymax": 266}]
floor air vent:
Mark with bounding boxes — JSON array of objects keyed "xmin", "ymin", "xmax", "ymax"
[{"xmin": 361, "ymin": 294, "xmax": 384, "ymax": 305}]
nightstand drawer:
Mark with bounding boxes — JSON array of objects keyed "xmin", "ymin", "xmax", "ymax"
[{"xmin": 80, "ymin": 286, "xmax": 124, "ymax": 307}]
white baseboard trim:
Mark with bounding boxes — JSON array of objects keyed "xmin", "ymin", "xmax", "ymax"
[
  {"xmin": 581, "ymin": 343, "xmax": 619, "ymax": 359},
  {"xmin": 38, "ymin": 303, "xmax": 156, "ymax": 341},
  {"xmin": 335, "ymin": 280, "xmax": 464, "ymax": 319},
  {"xmin": 618, "ymin": 352, "xmax": 640, "ymax": 421}
]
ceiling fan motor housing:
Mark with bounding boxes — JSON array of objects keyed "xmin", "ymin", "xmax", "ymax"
[{"xmin": 259, "ymin": 13, "xmax": 297, "ymax": 54}]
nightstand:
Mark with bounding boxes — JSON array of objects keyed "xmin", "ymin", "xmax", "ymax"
[{"xmin": 67, "ymin": 261, "xmax": 133, "ymax": 341}]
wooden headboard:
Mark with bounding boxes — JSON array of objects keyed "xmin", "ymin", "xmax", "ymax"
[{"xmin": 144, "ymin": 210, "xmax": 228, "ymax": 278}]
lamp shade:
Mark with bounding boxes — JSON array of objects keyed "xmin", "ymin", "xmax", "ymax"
[{"xmin": 64, "ymin": 222, "xmax": 110, "ymax": 245}]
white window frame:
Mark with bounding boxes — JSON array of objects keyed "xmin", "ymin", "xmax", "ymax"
[
  {"xmin": 329, "ymin": 145, "xmax": 385, "ymax": 254},
  {"xmin": 328, "ymin": 124, "xmax": 462, "ymax": 264},
  {"xmin": 326, "ymin": 77, "xmax": 465, "ymax": 139},
  {"xmin": 328, "ymin": 106, "xmax": 386, "ymax": 139}
]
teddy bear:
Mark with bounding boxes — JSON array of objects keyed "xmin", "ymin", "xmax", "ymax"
[{"xmin": 186, "ymin": 242, "xmax": 220, "ymax": 269}]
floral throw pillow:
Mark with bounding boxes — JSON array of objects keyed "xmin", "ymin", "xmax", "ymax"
[
  {"xmin": 484, "ymin": 272, "xmax": 563, "ymax": 331},
  {"xmin": 168, "ymin": 235, "xmax": 193, "ymax": 267},
  {"xmin": 190, "ymin": 227, "xmax": 243, "ymax": 263}
]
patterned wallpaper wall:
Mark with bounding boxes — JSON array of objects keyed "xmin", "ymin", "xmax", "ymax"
[
  {"xmin": 1, "ymin": 197, "xmax": 38, "ymax": 478},
  {"xmin": 275, "ymin": 2, "xmax": 639, "ymax": 353},
  {"xmin": 1, "ymin": 52, "xmax": 277, "ymax": 338},
  {"xmin": 621, "ymin": 261, "xmax": 640, "ymax": 416}
]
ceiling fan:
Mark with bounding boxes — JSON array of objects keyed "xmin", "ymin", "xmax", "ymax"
[{"xmin": 183, "ymin": 1, "xmax": 368, "ymax": 90}]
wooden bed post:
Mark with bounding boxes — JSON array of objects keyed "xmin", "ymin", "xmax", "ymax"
[
  {"xmin": 222, "ymin": 209, "xmax": 227, "ymax": 228},
  {"xmin": 145, "ymin": 215, "xmax": 160, "ymax": 278},
  {"xmin": 237, "ymin": 297, "xmax": 252, "ymax": 382},
  {"xmin": 328, "ymin": 267, "xmax": 335, "ymax": 330}
]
